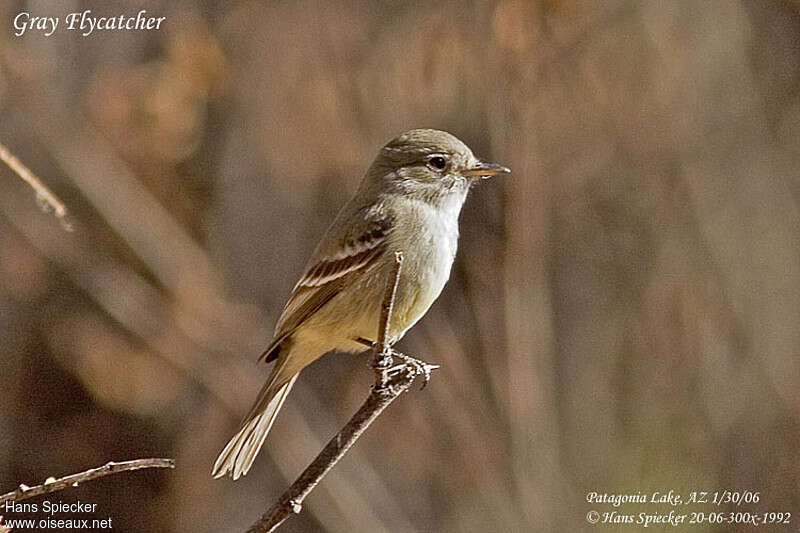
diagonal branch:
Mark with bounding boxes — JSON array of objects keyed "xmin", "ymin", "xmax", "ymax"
[
  {"xmin": 0, "ymin": 458, "xmax": 175, "ymax": 505},
  {"xmin": 247, "ymin": 251, "xmax": 438, "ymax": 533}
]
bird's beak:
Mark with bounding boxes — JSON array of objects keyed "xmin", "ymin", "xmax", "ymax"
[{"xmin": 462, "ymin": 160, "xmax": 511, "ymax": 179}]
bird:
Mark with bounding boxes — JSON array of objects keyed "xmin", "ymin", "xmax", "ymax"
[{"xmin": 213, "ymin": 128, "xmax": 509, "ymax": 480}]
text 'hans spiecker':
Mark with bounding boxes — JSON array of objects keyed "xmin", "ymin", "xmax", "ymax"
[{"xmin": 13, "ymin": 10, "xmax": 165, "ymax": 38}]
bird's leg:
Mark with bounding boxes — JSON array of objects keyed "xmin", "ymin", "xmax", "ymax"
[{"xmin": 357, "ymin": 336, "xmax": 393, "ymax": 370}]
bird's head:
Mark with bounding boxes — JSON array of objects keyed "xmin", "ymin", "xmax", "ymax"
[{"xmin": 365, "ymin": 129, "xmax": 510, "ymax": 204}]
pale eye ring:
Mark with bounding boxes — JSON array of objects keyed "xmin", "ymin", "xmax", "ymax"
[{"xmin": 426, "ymin": 155, "xmax": 448, "ymax": 171}]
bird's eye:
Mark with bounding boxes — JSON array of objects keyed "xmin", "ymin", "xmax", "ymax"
[{"xmin": 427, "ymin": 155, "xmax": 448, "ymax": 171}]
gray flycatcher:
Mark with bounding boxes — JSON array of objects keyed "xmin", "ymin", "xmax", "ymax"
[{"xmin": 213, "ymin": 128, "xmax": 509, "ymax": 480}]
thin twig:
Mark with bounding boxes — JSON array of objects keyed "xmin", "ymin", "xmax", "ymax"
[
  {"xmin": 0, "ymin": 141, "xmax": 72, "ymax": 231},
  {"xmin": 373, "ymin": 251, "xmax": 404, "ymax": 387},
  {"xmin": 247, "ymin": 252, "xmax": 437, "ymax": 533},
  {"xmin": 0, "ymin": 458, "xmax": 174, "ymax": 505}
]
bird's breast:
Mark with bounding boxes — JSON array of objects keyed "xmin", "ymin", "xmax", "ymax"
[{"xmin": 388, "ymin": 196, "xmax": 463, "ymax": 338}]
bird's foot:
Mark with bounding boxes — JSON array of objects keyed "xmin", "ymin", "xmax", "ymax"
[
  {"xmin": 361, "ymin": 336, "xmax": 439, "ymax": 390},
  {"xmin": 387, "ymin": 350, "xmax": 439, "ymax": 389}
]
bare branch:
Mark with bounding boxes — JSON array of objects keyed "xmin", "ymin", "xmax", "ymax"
[
  {"xmin": 247, "ymin": 252, "xmax": 438, "ymax": 533},
  {"xmin": 0, "ymin": 141, "xmax": 72, "ymax": 231},
  {"xmin": 0, "ymin": 458, "xmax": 174, "ymax": 505},
  {"xmin": 373, "ymin": 251, "xmax": 404, "ymax": 387}
]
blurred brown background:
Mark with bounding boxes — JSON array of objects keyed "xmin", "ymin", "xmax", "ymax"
[{"xmin": 1, "ymin": 1, "xmax": 799, "ymax": 532}]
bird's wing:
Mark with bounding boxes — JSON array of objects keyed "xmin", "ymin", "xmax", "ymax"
[{"xmin": 260, "ymin": 219, "xmax": 391, "ymax": 362}]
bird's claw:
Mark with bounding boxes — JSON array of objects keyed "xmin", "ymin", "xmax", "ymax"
[{"xmin": 387, "ymin": 351, "xmax": 439, "ymax": 389}]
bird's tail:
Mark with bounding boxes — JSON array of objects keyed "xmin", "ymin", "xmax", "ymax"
[{"xmin": 212, "ymin": 363, "xmax": 298, "ymax": 480}]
